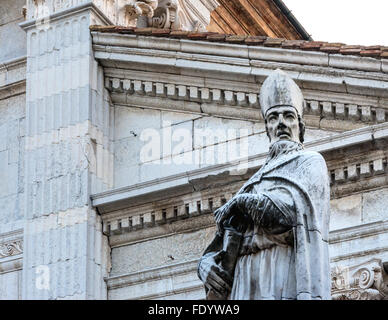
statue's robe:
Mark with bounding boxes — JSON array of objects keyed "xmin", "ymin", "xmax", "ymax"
[{"xmin": 198, "ymin": 149, "xmax": 331, "ymax": 300}]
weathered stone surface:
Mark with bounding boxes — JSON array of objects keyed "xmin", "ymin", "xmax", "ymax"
[
  {"xmin": 0, "ymin": 0, "xmax": 26, "ymax": 62},
  {"xmin": 362, "ymin": 188, "xmax": 388, "ymax": 223},
  {"xmin": 330, "ymin": 195, "xmax": 362, "ymax": 230},
  {"xmin": 110, "ymin": 226, "xmax": 216, "ymax": 275},
  {"xmin": 0, "ymin": 270, "xmax": 20, "ymax": 299}
]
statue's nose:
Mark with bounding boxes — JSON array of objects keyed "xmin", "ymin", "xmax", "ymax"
[{"xmin": 278, "ymin": 115, "xmax": 286, "ymax": 128}]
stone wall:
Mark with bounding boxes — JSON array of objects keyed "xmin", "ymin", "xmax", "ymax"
[
  {"xmin": 0, "ymin": 2, "xmax": 27, "ymax": 296},
  {"xmin": 0, "ymin": 0, "xmax": 27, "ymax": 63},
  {"xmin": 113, "ymin": 105, "xmax": 338, "ymax": 187}
]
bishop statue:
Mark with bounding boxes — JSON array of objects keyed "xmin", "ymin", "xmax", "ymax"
[{"xmin": 198, "ymin": 69, "xmax": 331, "ymax": 300}]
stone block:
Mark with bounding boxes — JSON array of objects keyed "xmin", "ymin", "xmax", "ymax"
[
  {"xmin": 200, "ymin": 88, "xmax": 210, "ymax": 102},
  {"xmin": 303, "ymin": 128, "xmax": 336, "ymax": 143},
  {"xmin": 335, "ymin": 103, "xmax": 345, "ymax": 119},
  {"xmin": 133, "ymin": 80, "xmax": 143, "ymax": 94},
  {"xmin": 0, "ymin": 270, "xmax": 20, "ymax": 300},
  {"xmin": 0, "ymin": 151, "xmax": 9, "ymax": 197},
  {"xmin": 177, "ymin": 85, "xmax": 187, "ymax": 99},
  {"xmin": 347, "ymin": 164, "xmax": 358, "ymax": 180},
  {"xmin": 161, "ymin": 111, "xmax": 200, "ymax": 127},
  {"xmin": 376, "ymin": 108, "xmax": 386, "ymax": 123},
  {"xmin": 360, "ymin": 162, "xmax": 371, "ymax": 177},
  {"xmin": 144, "ymin": 82, "xmax": 154, "ymax": 95},
  {"xmin": 236, "ymin": 92, "xmax": 246, "ymax": 106},
  {"xmin": 309, "ymin": 101, "xmax": 320, "ymax": 115},
  {"xmin": 362, "ymin": 188, "xmax": 388, "ymax": 223},
  {"xmin": 334, "ymin": 168, "xmax": 345, "ymax": 182},
  {"xmin": 114, "ymin": 106, "xmax": 161, "ymax": 140},
  {"xmin": 330, "ymin": 194, "xmax": 362, "ymax": 230},
  {"xmin": 347, "ymin": 104, "xmax": 360, "ymax": 121},
  {"xmin": 247, "ymin": 93, "xmax": 259, "ymax": 107},
  {"xmin": 189, "ymin": 86, "xmax": 199, "ymax": 100},
  {"xmin": 114, "ymin": 164, "xmax": 140, "ymax": 189},
  {"xmin": 322, "ymin": 102, "xmax": 333, "ymax": 118},
  {"xmin": 224, "ymin": 91, "xmax": 234, "ymax": 105},
  {"xmin": 373, "ymin": 158, "xmax": 384, "ymax": 174},
  {"xmin": 122, "ymin": 80, "xmax": 131, "ymax": 91},
  {"xmin": 0, "ymin": 124, "xmax": 7, "ymax": 151},
  {"xmin": 361, "ymin": 106, "xmax": 372, "ymax": 122},
  {"xmin": 155, "ymin": 82, "xmax": 165, "ymax": 96},
  {"xmin": 110, "ymin": 226, "xmax": 216, "ymax": 275},
  {"xmin": 212, "ymin": 89, "xmax": 222, "ymax": 103},
  {"xmin": 193, "ymin": 116, "xmax": 257, "ymax": 149},
  {"xmin": 166, "ymin": 84, "xmax": 176, "ymax": 98}
]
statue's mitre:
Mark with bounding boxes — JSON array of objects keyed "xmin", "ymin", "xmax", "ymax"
[{"xmin": 259, "ymin": 69, "xmax": 304, "ymax": 118}]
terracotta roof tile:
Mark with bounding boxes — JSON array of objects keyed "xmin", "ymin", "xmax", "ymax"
[
  {"xmin": 169, "ymin": 30, "xmax": 190, "ymax": 38},
  {"xmin": 151, "ymin": 28, "xmax": 171, "ymax": 36},
  {"xmin": 225, "ymin": 35, "xmax": 247, "ymax": 44},
  {"xmin": 134, "ymin": 27, "xmax": 153, "ymax": 35},
  {"xmin": 89, "ymin": 25, "xmax": 388, "ymax": 60},
  {"xmin": 300, "ymin": 41, "xmax": 327, "ymax": 51},
  {"xmin": 320, "ymin": 43, "xmax": 344, "ymax": 53},
  {"xmin": 281, "ymin": 40, "xmax": 306, "ymax": 49},
  {"xmin": 245, "ymin": 36, "xmax": 267, "ymax": 45},
  {"xmin": 187, "ymin": 32, "xmax": 217, "ymax": 40},
  {"xmin": 339, "ymin": 46, "xmax": 363, "ymax": 55},
  {"xmin": 206, "ymin": 34, "xmax": 227, "ymax": 42},
  {"xmin": 263, "ymin": 38, "xmax": 284, "ymax": 47},
  {"xmin": 360, "ymin": 49, "xmax": 382, "ymax": 57}
]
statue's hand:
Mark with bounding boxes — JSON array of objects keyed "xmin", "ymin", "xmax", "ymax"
[
  {"xmin": 202, "ymin": 258, "xmax": 233, "ymax": 299},
  {"xmin": 214, "ymin": 197, "xmax": 239, "ymax": 225}
]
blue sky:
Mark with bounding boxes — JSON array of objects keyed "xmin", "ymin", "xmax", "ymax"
[{"xmin": 283, "ymin": 0, "xmax": 388, "ymax": 46}]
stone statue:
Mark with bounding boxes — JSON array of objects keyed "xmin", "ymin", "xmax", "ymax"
[{"xmin": 197, "ymin": 69, "xmax": 331, "ymax": 300}]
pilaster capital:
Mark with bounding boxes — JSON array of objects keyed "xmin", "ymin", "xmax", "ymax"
[{"xmin": 331, "ymin": 258, "xmax": 388, "ymax": 300}]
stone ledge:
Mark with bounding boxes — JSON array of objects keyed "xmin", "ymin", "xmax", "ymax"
[
  {"xmin": 106, "ymin": 258, "xmax": 204, "ymax": 300},
  {"xmin": 329, "ymin": 220, "xmax": 388, "ymax": 244}
]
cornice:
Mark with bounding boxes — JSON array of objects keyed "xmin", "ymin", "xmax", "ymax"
[
  {"xmin": 330, "ymin": 220, "xmax": 388, "ymax": 245},
  {"xmin": 91, "ymin": 32, "xmax": 388, "ymax": 78}
]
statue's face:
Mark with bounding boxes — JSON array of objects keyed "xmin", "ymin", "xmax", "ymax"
[{"xmin": 266, "ymin": 106, "xmax": 300, "ymax": 144}]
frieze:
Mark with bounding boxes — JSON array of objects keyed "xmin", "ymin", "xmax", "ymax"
[{"xmin": 105, "ymin": 76, "xmax": 387, "ymax": 125}]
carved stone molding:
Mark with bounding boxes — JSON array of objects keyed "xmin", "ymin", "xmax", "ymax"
[
  {"xmin": 331, "ymin": 259, "xmax": 388, "ymax": 300},
  {"xmin": 0, "ymin": 240, "xmax": 23, "ymax": 259},
  {"xmin": 105, "ymin": 76, "xmax": 387, "ymax": 125}
]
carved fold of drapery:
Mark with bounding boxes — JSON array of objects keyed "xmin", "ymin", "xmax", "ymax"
[
  {"xmin": 0, "ymin": 241, "xmax": 23, "ymax": 258},
  {"xmin": 331, "ymin": 259, "xmax": 388, "ymax": 300}
]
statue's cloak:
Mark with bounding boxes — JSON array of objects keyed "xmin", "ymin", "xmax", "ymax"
[{"xmin": 199, "ymin": 149, "xmax": 331, "ymax": 300}]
